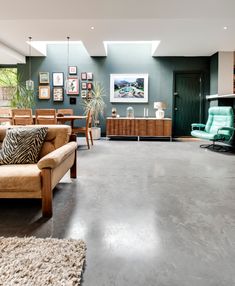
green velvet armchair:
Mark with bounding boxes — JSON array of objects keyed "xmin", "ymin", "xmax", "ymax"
[{"xmin": 191, "ymin": 106, "xmax": 235, "ymax": 150}]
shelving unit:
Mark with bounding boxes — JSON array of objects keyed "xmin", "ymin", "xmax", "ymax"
[{"xmin": 206, "ymin": 94, "xmax": 235, "ymax": 100}]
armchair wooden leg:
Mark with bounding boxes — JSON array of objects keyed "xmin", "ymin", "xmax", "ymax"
[
  {"xmin": 41, "ymin": 169, "xmax": 53, "ymax": 218},
  {"xmin": 89, "ymin": 130, "xmax": 93, "ymax": 145},
  {"xmin": 86, "ymin": 133, "xmax": 90, "ymax": 149},
  {"xmin": 70, "ymin": 150, "xmax": 77, "ymax": 179}
]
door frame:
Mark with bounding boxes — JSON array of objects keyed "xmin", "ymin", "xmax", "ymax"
[{"xmin": 172, "ymin": 71, "xmax": 204, "ymax": 137}]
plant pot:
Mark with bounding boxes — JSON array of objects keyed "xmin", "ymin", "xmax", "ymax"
[{"xmin": 91, "ymin": 127, "xmax": 101, "ymax": 140}]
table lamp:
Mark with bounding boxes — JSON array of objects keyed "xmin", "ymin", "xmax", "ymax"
[{"xmin": 154, "ymin": 102, "xmax": 167, "ymax": 119}]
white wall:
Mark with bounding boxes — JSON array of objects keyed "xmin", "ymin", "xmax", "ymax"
[{"xmin": 218, "ymin": 51, "xmax": 234, "ymax": 95}]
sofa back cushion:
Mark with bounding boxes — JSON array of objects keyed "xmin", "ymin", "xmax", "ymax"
[
  {"xmin": 0, "ymin": 125, "xmax": 72, "ymax": 159},
  {"xmin": 0, "ymin": 127, "xmax": 48, "ymax": 164},
  {"xmin": 38, "ymin": 125, "xmax": 71, "ymax": 158}
]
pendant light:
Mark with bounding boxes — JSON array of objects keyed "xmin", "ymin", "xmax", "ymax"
[
  {"xmin": 26, "ymin": 36, "xmax": 34, "ymax": 91},
  {"xmin": 67, "ymin": 36, "xmax": 70, "ymax": 73},
  {"xmin": 65, "ymin": 36, "xmax": 70, "ymax": 92}
]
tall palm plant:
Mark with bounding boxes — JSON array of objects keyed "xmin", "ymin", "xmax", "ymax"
[{"xmin": 83, "ymin": 81, "xmax": 106, "ymax": 127}]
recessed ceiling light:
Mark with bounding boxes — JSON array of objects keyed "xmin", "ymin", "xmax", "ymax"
[
  {"xmin": 223, "ymin": 26, "xmax": 228, "ymax": 30},
  {"xmin": 91, "ymin": 26, "xmax": 95, "ymax": 30}
]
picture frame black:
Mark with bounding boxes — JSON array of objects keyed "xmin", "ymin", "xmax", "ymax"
[
  {"xmin": 87, "ymin": 90, "xmax": 92, "ymax": 99},
  {"xmin": 70, "ymin": 97, "xmax": 77, "ymax": 105},
  {"xmin": 69, "ymin": 66, "xmax": 77, "ymax": 75},
  {"xmin": 87, "ymin": 82, "xmax": 93, "ymax": 90},
  {"xmin": 81, "ymin": 90, "xmax": 87, "ymax": 98},
  {"xmin": 52, "ymin": 72, "xmax": 64, "ymax": 87},
  {"xmin": 53, "ymin": 87, "xmax": 64, "ymax": 102},
  {"xmin": 87, "ymin": 72, "xmax": 93, "ymax": 80},
  {"xmin": 81, "ymin": 82, "xmax": 87, "ymax": 90},
  {"xmin": 81, "ymin": 72, "xmax": 87, "ymax": 80}
]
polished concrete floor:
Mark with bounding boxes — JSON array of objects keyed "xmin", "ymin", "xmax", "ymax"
[{"xmin": 0, "ymin": 139, "xmax": 235, "ymax": 286}]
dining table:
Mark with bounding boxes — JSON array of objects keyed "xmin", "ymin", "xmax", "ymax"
[
  {"xmin": 0, "ymin": 114, "xmax": 88, "ymax": 130},
  {"xmin": 56, "ymin": 115, "xmax": 87, "ymax": 129}
]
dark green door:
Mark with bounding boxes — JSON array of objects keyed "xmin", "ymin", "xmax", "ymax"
[{"xmin": 173, "ymin": 73, "xmax": 202, "ymax": 136}]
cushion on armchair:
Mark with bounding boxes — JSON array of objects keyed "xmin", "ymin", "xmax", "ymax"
[{"xmin": 0, "ymin": 127, "xmax": 48, "ymax": 165}]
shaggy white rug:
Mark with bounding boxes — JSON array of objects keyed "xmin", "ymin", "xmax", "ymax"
[{"xmin": 0, "ymin": 236, "xmax": 86, "ymax": 286}]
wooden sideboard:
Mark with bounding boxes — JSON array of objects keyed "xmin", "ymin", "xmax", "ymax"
[{"xmin": 106, "ymin": 117, "xmax": 172, "ymax": 140}]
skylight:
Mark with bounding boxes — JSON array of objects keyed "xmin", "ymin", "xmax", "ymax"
[
  {"xmin": 26, "ymin": 41, "xmax": 83, "ymax": 57},
  {"xmin": 103, "ymin": 41, "xmax": 161, "ymax": 56}
]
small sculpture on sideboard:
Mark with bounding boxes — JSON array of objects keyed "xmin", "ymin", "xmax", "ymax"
[
  {"xmin": 112, "ymin": 107, "xmax": 117, "ymax": 118},
  {"xmin": 126, "ymin": 106, "xmax": 134, "ymax": 118}
]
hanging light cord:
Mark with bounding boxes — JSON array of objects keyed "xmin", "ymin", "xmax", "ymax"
[
  {"xmin": 29, "ymin": 36, "xmax": 32, "ymax": 80},
  {"xmin": 67, "ymin": 36, "xmax": 70, "ymax": 75}
]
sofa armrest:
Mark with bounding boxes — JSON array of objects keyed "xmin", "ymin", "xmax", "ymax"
[
  {"xmin": 191, "ymin": 123, "xmax": 206, "ymax": 130},
  {"xmin": 37, "ymin": 142, "xmax": 77, "ymax": 169}
]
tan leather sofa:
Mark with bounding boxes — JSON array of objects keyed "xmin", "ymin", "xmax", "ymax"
[{"xmin": 0, "ymin": 125, "xmax": 77, "ymax": 217}]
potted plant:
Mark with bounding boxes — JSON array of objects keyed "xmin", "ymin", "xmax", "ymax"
[{"xmin": 83, "ymin": 81, "xmax": 106, "ymax": 140}]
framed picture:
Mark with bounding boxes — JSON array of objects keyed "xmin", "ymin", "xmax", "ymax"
[
  {"xmin": 53, "ymin": 87, "xmax": 64, "ymax": 102},
  {"xmin": 87, "ymin": 90, "xmax": 92, "ymax": 99},
  {"xmin": 66, "ymin": 76, "xmax": 79, "ymax": 95},
  {"xmin": 81, "ymin": 82, "xmax": 87, "ymax": 90},
  {"xmin": 70, "ymin": 97, "xmax": 77, "ymax": 105},
  {"xmin": 81, "ymin": 72, "xmax": 87, "ymax": 80},
  {"xmin": 69, "ymin": 66, "xmax": 77, "ymax": 75},
  {"xmin": 87, "ymin": 82, "xmax": 93, "ymax": 90},
  {"xmin": 110, "ymin": 74, "xmax": 148, "ymax": 103},
  {"xmin": 52, "ymin": 72, "xmax": 64, "ymax": 86},
  {"xmin": 39, "ymin": 72, "xmax": 49, "ymax": 84},
  {"xmin": 87, "ymin": 72, "xmax": 93, "ymax": 80},
  {"xmin": 81, "ymin": 90, "xmax": 87, "ymax": 98},
  {"xmin": 39, "ymin": 86, "xmax": 50, "ymax": 99}
]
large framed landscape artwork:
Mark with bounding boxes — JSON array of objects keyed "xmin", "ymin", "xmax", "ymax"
[{"xmin": 110, "ymin": 74, "xmax": 148, "ymax": 103}]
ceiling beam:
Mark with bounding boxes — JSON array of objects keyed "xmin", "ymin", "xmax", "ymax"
[
  {"xmin": 82, "ymin": 40, "xmax": 107, "ymax": 57},
  {"xmin": 0, "ymin": 41, "xmax": 25, "ymax": 64}
]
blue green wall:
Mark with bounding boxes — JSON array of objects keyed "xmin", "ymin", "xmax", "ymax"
[
  {"xmin": 18, "ymin": 43, "xmax": 210, "ymax": 133},
  {"xmin": 210, "ymin": 52, "xmax": 218, "ymax": 95}
]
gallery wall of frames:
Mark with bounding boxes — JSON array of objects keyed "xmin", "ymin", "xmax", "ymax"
[{"xmin": 38, "ymin": 68, "xmax": 93, "ymax": 105}]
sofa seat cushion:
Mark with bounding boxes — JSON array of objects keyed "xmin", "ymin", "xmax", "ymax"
[
  {"xmin": 0, "ymin": 127, "xmax": 48, "ymax": 164},
  {"xmin": 0, "ymin": 165, "xmax": 41, "ymax": 192}
]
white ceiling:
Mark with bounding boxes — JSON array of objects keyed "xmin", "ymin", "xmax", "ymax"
[{"xmin": 0, "ymin": 0, "xmax": 234, "ymax": 64}]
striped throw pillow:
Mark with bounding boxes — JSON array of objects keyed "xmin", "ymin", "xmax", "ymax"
[{"xmin": 0, "ymin": 127, "xmax": 48, "ymax": 164}]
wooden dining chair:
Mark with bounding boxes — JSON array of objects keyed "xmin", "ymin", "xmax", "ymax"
[
  {"xmin": 57, "ymin": 109, "xmax": 74, "ymax": 125},
  {"xmin": 0, "ymin": 108, "xmax": 12, "ymax": 125},
  {"xmin": 73, "ymin": 110, "xmax": 93, "ymax": 149},
  {"xmin": 12, "ymin": 108, "xmax": 33, "ymax": 125},
  {"xmin": 57, "ymin": 109, "xmax": 74, "ymax": 116},
  {"xmin": 35, "ymin": 109, "xmax": 57, "ymax": 124}
]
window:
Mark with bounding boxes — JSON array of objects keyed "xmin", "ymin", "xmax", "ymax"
[{"xmin": 0, "ymin": 67, "xmax": 17, "ymax": 107}]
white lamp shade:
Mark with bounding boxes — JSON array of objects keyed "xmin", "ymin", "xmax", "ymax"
[
  {"xmin": 155, "ymin": 109, "xmax": 165, "ymax": 119},
  {"xmin": 154, "ymin": 102, "xmax": 167, "ymax": 110}
]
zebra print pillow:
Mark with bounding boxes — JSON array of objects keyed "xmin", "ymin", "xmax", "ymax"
[{"xmin": 0, "ymin": 127, "xmax": 48, "ymax": 164}]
